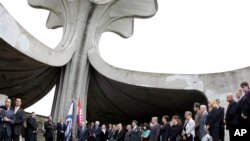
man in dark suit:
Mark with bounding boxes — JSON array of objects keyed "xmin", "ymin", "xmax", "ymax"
[
  {"xmin": 57, "ymin": 118, "xmax": 66, "ymax": 141},
  {"xmin": 131, "ymin": 120, "xmax": 141, "ymax": 141},
  {"xmin": 93, "ymin": 121, "xmax": 102, "ymax": 141},
  {"xmin": 115, "ymin": 123, "xmax": 125, "ymax": 141},
  {"xmin": 124, "ymin": 125, "xmax": 132, "ymax": 141},
  {"xmin": 225, "ymin": 94, "xmax": 240, "ymax": 141},
  {"xmin": 149, "ymin": 117, "xmax": 160, "ymax": 141},
  {"xmin": 107, "ymin": 124, "xmax": 113, "ymax": 141},
  {"xmin": 44, "ymin": 116, "xmax": 55, "ymax": 141},
  {"xmin": 161, "ymin": 115, "xmax": 171, "ymax": 141},
  {"xmin": 0, "ymin": 98, "xmax": 15, "ymax": 141},
  {"xmin": 11, "ymin": 98, "xmax": 25, "ymax": 141},
  {"xmin": 108, "ymin": 124, "xmax": 117, "ymax": 141},
  {"xmin": 25, "ymin": 112, "xmax": 38, "ymax": 141},
  {"xmin": 239, "ymin": 81, "xmax": 250, "ymax": 139},
  {"xmin": 216, "ymin": 99, "xmax": 225, "ymax": 141},
  {"xmin": 77, "ymin": 122, "xmax": 89, "ymax": 141}
]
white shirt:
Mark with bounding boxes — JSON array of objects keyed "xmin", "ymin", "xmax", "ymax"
[
  {"xmin": 184, "ymin": 118, "xmax": 195, "ymax": 137},
  {"xmin": 133, "ymin": 126, "xmax": 137, "ymax": 130},
  {"xmin": 14, "ymin": 107, "xmax": 20, "ymax": 114}
]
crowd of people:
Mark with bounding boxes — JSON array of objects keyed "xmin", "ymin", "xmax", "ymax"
[
  {"xmin": 0, "ymin": 81, "xmax": 250, "ymax": 141},
  {"xmin": 73, "ymin": 81, "xmax": 250, "ymax": 141}
]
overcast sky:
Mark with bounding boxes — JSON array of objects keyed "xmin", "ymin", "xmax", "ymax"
[{"xmin": 2, "ymin": 0, "xmax": 250, "ymax": 116}]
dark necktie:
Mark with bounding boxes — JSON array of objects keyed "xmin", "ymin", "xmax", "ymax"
[{"xmin": 5, "ymin": 108, "xmax": 10, "ymax": 117}]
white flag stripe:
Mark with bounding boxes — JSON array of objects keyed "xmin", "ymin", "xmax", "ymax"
[{"xmin": 65, "ymin": 101, "xmax": 74, "ymax": 141}]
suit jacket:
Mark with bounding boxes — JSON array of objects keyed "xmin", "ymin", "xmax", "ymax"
[
  {"xmin": 183, "ymin": 119, "xmax": 195, "ymax": 137},
  {"xmin": 107, "ymin": 128, "xmax": 113, "ymax": 140},
  {"xmin": 25, "ymin": 115, "xmax": 38, "ymax": 141},
  {"xmin": 149, "ymin": 123, "xmax": 160, "ymax": 141},
  {"xmin": 93, "ymin": 126, "xmax": 102, "ymax": 141},
  {"xmin": 108, "ymin": 129, "xmax": 117, "ymax": 141},
  {"xmin": 57, "ymin": 122, "xmax": 66, "ymax": 135},
  {"xmin": 199, "ymin": 111, "xmax": 208, "ymax": 139},
  {"xmin": 44, "ymin": 120, "xmax": 55, "ymax": 138},
  {"xmin": 0, "ymin": 106, "xmax": 15, "ymax": 137},
  {"xmin": 169, "ymin": 124, "xmax": 182, "ymax": 141},
  {"xmin": 11, "ymin": 107, "xmax": 25, "ymax": 136},
  {"xmin": 78, "ymin": 126, "xmax": 89, "ymax": 141},
  {"xmin": 161, "ymin": 123, "xmax": 171, "ymax": 141},
  {"xmin": 116, "ymin": 129, "xmax": 125, "ymax": 141},
  {"xmin": 206, "ymin": 107, "xmax": 221, "ymax": 128},
  {"xmin": 225, "ymin": 101, "xmax": 240, "ymax": 129},
  {"xmin": 124, "ymin": 130, "xmax": 132, "ymax": 141},
  {"xmin": 218, "ymin": 106, "xmax": 225, "ymax": 128},
  {"xmin": 239, "ymin": 92, "xmax": 250, "ymax": 119},
  {"xmin": 100, "ymin": 130, "xmax": 108, "ymax": 141},
  {"xmin": 131, "ymin": 126, "xmax": 141, "ymax": 141},
  {"xmin": 194, "ymin": 112, "xmax": 202, "ymax": 130}
]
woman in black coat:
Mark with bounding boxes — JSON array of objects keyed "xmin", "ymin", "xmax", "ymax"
[
  {"xmin": 205, "ymin": 100, "xmax": 221, "ymax": 141},
  {"xmin": 161, "ymin": 115, "xmax": 171, "ymax": 141},
  {"xmin": 169, "ymin": 115, "xmax": 183, "ymax": 141},
  {"xmin": 100, "ymin": 124, "xmax": 109, "ymax": 141}
]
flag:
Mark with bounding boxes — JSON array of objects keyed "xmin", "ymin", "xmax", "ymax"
[
  {"xmin": 64, "ymin": 100, "xmax": 74, "ymax": 141},
  {"xmin": 77, "ymin": 98, "xmax": 83, "ymax": 128}
]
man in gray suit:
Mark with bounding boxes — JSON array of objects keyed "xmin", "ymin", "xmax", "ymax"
[
  {"xmin": 149, "ymin": 117, "xmax": 160, "ymax": 141},
  {"xmin": 124, "ymin": 125, "xmax": 132, "ymax": 141},
  {"xmin": 0, "ymin": 98, "xmax": 15, "ymax": 141},
  {"xmin": 199, "ymin": 105, "xmax": 208, "ymax": 140},
  {"xmin": 77, "ymin": 122, "xmax": 89, "ymax": 141}
]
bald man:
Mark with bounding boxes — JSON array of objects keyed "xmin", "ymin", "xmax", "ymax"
[
  {"xmin": 0, "ymin": 98, "xmax": 15, "ymax": 141},
  {"xmin": 225, "ymin": 93, "xmax": 240, "ymax": 141}
]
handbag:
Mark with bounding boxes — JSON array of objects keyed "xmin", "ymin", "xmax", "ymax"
[{"xmin": 201, "ymin": 134, "xmax": 213, "ymax": 141}]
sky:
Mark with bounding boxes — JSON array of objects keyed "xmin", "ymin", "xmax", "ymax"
[{"xmin": 2, "ymin": 0, "xmax": 250, "ymax": 116}]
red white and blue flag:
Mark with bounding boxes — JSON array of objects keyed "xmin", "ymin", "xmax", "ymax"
[
  {"xmin": 77, "ymin": 98, "xmax": 84, "ymax": 128},
  {"xmin": 64, "ymin": 100, "xmax": 74, "ymax": 141}
]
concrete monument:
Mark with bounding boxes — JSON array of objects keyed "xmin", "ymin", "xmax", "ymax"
[{"xmin": 0, "ymin": 0, "xmax": 247, "ymax": 139}]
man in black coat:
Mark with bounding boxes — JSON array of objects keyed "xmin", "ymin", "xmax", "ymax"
[
  {"xmin": 57, "ymin": 118, "xmax": 66, "ymax": 141},
  {"xmin": 0, "ymin": 98, "xmax": 15, "ymax": 141},
  {"xmin": 161, "ymin": 115, "xmax": 171, "ymax": 141},
  {"xmin": 239, "ymin": 81, "xmax": 250, "ymax": 139},
  {"xmin": 25, "ymin": 112, "xmax": 38, "ymax": 141},
  {"xmin": 225, "ymin": 94, "xmax": 240, "ymax": 141},
  {"xmin": 44, "ymin": 116, "xmax": 55, "ymax": 141},
  {"xmin": 93, "ymin": 121, "xmax": 102, "ymax": 141},
  {"xmin": 78, "ymin": 122, "xmax": 89, "ymax": 141},
  {"xmin": 239, "ymin": 82, "xmax": 250, "ymax": 120},
  {"xmin": 11, "ymin": 98, "xmax": 25, "ymax": 141},
  {"xmin": 115, "ymin": 123, "xmax": 125, "ymax": 141},
  {"xmin": 131, "ymin": 120, "xmax": 141, "ymax": 141},
  {"xmin": 149, "ymin": 117, "xmax": 161, "ymax": 141}
]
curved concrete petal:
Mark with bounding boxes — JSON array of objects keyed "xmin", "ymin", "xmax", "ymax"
[
  {"xmin": 88, "ymin": 47, "xmax": 250, "ymax": 111},
  {"xmin": 0, "ymin": 4, "xmax": 75, "ymax": 66},
  {"xmin": 0, "ymin": 38, "xmax": 59, "ymax": 107}
]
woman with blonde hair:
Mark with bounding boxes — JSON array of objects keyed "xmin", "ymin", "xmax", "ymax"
[{"xmin": 205, "ymin": 99, "xmax": 221, "ymax": 141}]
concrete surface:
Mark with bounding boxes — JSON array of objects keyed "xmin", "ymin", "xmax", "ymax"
[{"xmin": 0, "ymin": 1, "xmax": 242, "ymax": 140}]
